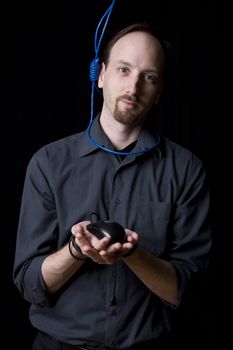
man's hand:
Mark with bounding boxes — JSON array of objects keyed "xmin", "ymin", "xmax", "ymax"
[{"xmin": 71, "ymin": 222, "xmax": 139, "ymax": 264}]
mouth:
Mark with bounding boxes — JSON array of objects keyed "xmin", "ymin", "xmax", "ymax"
[
  {"xmin": 119, "ymin": 97, "xmax": 139, "ymax": 110},
  {"xmin": 120, "ymin": 100, "xmax": 136, "ymax": 109}
]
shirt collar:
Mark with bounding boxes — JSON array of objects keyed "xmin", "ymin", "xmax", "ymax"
[
  {"xmin": 78, "ymin": 115, "xmax": 163, "ymax": 158},
  {"xmin": 78, "ymin": 115, "xmax": 108, "ymax": 157}
]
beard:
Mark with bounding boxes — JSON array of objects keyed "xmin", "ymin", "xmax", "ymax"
[{"xmin": 113, "ymin": 95, "xmax": 146, "ymax": 127}]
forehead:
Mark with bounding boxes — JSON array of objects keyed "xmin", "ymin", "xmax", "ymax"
[{"xmin": 109, "ymin": 31, "xmax": 165, "ymax": 68}]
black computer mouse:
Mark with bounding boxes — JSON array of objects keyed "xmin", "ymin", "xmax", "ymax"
[{"xmin": 86, "ymin": 220, "xmax": 126, "ymax": 243}]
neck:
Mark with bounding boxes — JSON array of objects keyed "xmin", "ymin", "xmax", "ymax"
[{"xmin": 99, "ymin": 113, "xmax": 143, "ymax": 150}]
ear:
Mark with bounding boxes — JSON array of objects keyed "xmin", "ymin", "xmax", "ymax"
[
  {"xmin": 154, "ymin": 80, "xmax": 164, "ymax": 105},
  {"xmin": 98, "ymin": 63, "xmax": 106, "ymax": 88}
]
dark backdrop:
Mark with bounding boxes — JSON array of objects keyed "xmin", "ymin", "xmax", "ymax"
[{"xmin": 3, "ymin": 0, "xmax": 232, "ymax": 348}]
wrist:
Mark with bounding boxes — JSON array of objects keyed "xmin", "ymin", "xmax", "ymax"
[{"xmin": 69, "ymin": 235, "xmax": 88, "ymax": 261}]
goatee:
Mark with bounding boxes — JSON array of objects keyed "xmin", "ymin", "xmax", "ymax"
[{"xmin": 114, "ymin": 95, "xmax": 145, "ymax": 126}]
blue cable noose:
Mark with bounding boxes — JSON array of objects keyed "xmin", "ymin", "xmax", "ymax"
[{"xmin": 86, "ymin": 0, "xmax": 160, "ymax": 156}]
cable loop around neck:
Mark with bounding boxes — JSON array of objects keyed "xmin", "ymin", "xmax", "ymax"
[{"xmin": 87, "ymin": 0, "xmax": 161, "ymax": 156}]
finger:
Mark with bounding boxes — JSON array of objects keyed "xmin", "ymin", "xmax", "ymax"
[
  {"xmin": 71, "ymin": 221, "xmax": 90, "ymax": 236},
  {"xmin": 89, "ymin": 236, "xmax": 111, "ymax": 251},
  {"xmin": 83, "ymin": 247, "xmax": 109, "ymax": 264},
  {"xmin": 125, "ymin": 229, "xmax": 139, "ymax": 242},
  {"xmin": 99, "ymin": 250, "xmax": 122, "ymax": 265},
  {"xmin": 104, "ymin": 242, "xmax": 122, "ymax": 254}
]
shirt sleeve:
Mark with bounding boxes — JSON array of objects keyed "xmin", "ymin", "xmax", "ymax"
[
  {"xmin": 13, "ymin": 148, "xmax": 57, "ymax": 306},
  {"xmin": 169, "ymin": 153, "xmax": 212, "ymax": 305}
]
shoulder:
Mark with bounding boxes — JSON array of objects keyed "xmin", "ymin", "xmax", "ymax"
[
  {"xmin": 162, "ymin": 136, "xmax": 203, "ymax": 164},
  {"xmin": 35, "ymin": 132, "xmax": 83, "ymax": 156},
  {"xmin": 27, "ymin": 132, "xmax": 85, "ymax": 170},
  {"xmin": 160, "ymin": 136, "xmax": 206, "ymax": 180}
]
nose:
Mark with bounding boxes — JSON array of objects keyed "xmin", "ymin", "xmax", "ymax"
[{"xmin": 125, "ymin": 74, "xmax": 141, "ymax": 95}]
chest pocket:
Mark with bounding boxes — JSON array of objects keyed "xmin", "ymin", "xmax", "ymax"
[{"xmin": 134, "ymin": 200, "xmax": 172, "ymax": 256}]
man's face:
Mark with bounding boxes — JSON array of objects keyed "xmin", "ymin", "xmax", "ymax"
[{"xmin": 98, "ymin": 31, "xmax": 165, "ymax": 127}]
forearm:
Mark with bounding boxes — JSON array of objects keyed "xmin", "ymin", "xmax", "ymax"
[
  {"xmin": 123, "ymin": 246, "xmax": 178, "ymax": 306},
  {"xmin": 41, "ymin": 243, "xmax": 85, "ymax": 294}
]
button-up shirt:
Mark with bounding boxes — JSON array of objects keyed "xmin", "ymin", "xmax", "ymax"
[{"xmin": 13, "ymin": 116, "xmax": 211, "ymax": 349}]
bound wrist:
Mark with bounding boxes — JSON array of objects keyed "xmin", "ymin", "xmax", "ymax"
[{"xmin": 69, "ymin": 235, "xmax": 88, "ymax": 261}]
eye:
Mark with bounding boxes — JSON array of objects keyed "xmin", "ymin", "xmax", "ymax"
[
  {"xmin": 118, "ymin": 66, "xmax": 129, "ymax": 74},
  {"xmin": 144, "ymin": 73, "xmax": 158, "ymax": 84}
]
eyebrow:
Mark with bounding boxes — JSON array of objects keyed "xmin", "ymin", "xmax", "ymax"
[
  {"xmin": 117, "ymin": 59, "xmax": 160, "ymax": 75},
  {"xmin": 117, "ymin": 59, "xmax": 132, "ymax": 67}
]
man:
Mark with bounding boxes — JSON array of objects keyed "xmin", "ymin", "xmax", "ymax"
[{"xmin": 13, "ymin": 23, "xmax": 211, "ymax": 350}]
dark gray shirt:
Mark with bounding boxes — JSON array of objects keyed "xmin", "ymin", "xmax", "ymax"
[{"xmin": 13, "ymin": 117, "xmax": 211, "ymax": 349}]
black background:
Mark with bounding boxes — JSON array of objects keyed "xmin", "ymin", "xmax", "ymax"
[{"xmin": 3, "ymin": 0, "xmax": 233, "ymax": 348}]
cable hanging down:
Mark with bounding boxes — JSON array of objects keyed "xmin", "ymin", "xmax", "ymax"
[{"xmin": 86, "ymin": 0, "xmax": 160, "ymax": 156}]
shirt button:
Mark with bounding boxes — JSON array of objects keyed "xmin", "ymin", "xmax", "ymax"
[{"xmin": 116, "ymin": 198, "xmax": 121, "ymax": 205}]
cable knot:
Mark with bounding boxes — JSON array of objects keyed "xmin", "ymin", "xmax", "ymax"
[{"xmin": 89, "ymin": 58, "xmax": 100, "ymax": 82}]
